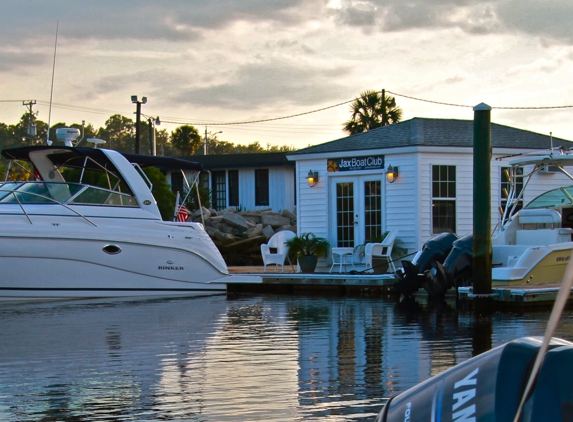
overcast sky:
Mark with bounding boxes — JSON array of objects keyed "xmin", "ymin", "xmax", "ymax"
[{"xmin": 2, "ymin": 0, "xmax": 573, "ymax": 149}]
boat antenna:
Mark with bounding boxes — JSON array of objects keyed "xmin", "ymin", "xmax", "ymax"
[
  {"xmin": 550, "ymin": 131, "xmax": 554, "ymax": 157},
  {"xmin": 46, "ymin": 22, "xmax": 59, "ymax": 146}
]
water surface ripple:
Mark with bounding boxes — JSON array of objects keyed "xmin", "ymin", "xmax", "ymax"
[{"xmin": 0, "ymin": 295, "xmax": 572, "ymax": 421}]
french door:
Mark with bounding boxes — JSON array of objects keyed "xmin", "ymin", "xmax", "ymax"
[{"xmin": 330, "ymin": 176, "xmax": 383, "ymax": 248}]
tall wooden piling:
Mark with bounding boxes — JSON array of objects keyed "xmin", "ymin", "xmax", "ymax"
[{"xmin": 473, "ymin": 103, "xmax": 493, "ymax": 314}]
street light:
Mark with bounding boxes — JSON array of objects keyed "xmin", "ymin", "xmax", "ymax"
[
  {"xmin": 131, "ymin": 95, "xmax": 147, "ymax": 154},
  {"xmin": 203, "ymin": 128, "xmax": 222, "ymax": 155}
]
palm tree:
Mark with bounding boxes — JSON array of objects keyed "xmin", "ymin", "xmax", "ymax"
[
  {"xmin": 170, "ymin": 125, "xmax": 202, "ymax": 156},
  {"xmin": 343, "ymin": 89, "xmax": 402, "ymax": 135}
]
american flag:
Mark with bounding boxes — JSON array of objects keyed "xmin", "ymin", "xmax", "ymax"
[{"xmin": 176, "ymin": 205, "xmax": 189, "ymax": 222}]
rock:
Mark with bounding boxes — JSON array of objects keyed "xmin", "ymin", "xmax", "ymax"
[
  {"xmin": 214, "ymin": 230, "xmax": 235, "ymax": 245},
  {"xmin": 205, "ymin": 226, "xmax": 218, "ymax": 237},
  {"xmin": 281, "ymin": 209, "xmax": 296, "ymax": 221},
  {"xmin": 244, "ymin": 224, "xmax": 263, "ymax": 238},
  {"xmin": 261, "ymin": 213, "xmax": 291, "ymax": 228},
  {"xmin": 221, "ymin": 212, "xmax": 249, "ymax": 231},
  {"xmin": 262, "ymin": 224, "xmax": 275, "ymax": 240},
  {"xmin": 191, "ymin": 207, "xmax": 211, "ymax": 222}
]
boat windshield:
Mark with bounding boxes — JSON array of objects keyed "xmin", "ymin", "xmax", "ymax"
[
  {"xmin": 0, "ymin": 181, "xmax": 139, "ymax": 207},
  {"xmin": 525, "ymin": 186, "xmax": 573, "ymax": 209}
]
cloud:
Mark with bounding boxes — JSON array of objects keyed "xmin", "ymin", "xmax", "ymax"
[
  {"xmin": 330, "ymin": 0, "xmax": 573, "ymax": 43},
  {"xmin": 168, "ymin": 59, "xmax": 352, "ymax": 110},
  {"xmin": 0, "ymin": 0, "xmax": 314, "ymax": 44}
]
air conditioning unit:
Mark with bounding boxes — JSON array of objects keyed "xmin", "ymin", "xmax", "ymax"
[{"xmin": 539, "ymin": 164, "xmax": 560, "ymax": 174}]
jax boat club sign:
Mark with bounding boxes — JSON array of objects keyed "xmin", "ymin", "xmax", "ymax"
[{"xmin": 327, "ymin": 155, "xmax": 385, "ymax": 172}]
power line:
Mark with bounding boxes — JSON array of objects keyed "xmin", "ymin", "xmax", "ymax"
[{"xmin": 5, "ymin": 92, "xmax": 573, "ymax": 131}]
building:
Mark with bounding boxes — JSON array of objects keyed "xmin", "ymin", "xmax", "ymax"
[
  {"xmin": 287, "ymin": 117, "xmax": 573, "ymax": 271},
  {"xmin": 172, "ymin": 152, "xmax": 296, "ymax": 213}
]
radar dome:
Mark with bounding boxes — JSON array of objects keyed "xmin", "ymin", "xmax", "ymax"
[{"xmin": 55, "ymin": 128, "xmax": 81, "ymax": 147}]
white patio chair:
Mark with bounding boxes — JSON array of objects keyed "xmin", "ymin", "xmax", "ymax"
[
  {"xmin": 364, "ymin": 229, "xmax": 398, "ymax": 274},
  {"xmin": 261, "ymin": 231, "xmax": 296, "ymax": 272}
]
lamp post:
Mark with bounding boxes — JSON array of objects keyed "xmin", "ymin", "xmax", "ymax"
[
  {"xmin": 131, "ymin": 95, "xmax": 147, "ymax": 154},
  {"xmin": 203, "ymin": 127, "xmax": 222, "ymax": 155},
  {"xmin": 147, "ymin": 116, "xmax": 160, "ymax": 156}
]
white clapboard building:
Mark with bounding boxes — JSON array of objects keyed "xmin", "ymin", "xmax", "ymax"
[{"xmin": 287, "ymin": 117, "xmax": 573, "ymax": 271}]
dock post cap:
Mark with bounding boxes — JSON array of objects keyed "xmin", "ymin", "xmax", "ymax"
[{"xmin": 473, "ymin": 102, "xmax": 492, "ymax": 111}]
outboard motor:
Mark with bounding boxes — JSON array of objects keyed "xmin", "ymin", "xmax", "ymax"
[
  {"xmin": 394, "ymin": 232, "xmax": 458, "ymax": 297},
  {"xmin": 425, "ymin": 233, "xmax": 473, "ymax": 299},
  {"xmin": 375, "ymin": 336, "xmax": 573, "ymax": 422}
]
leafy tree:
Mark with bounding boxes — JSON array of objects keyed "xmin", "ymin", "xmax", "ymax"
[
  {"xmin": 193, "ymin": 137, "xmax": 297, "ymax": 156},
  {"xmin": 97, "ymin": 114, "xmax": 135, "ymax": 152},
  {"xmin": 143, "ymin": 167, "xmax": 176, "ymax": 220},
  {"xmin": 343, "ymin": 89, "xmax": 402, "ymax": 135},
  {"xmin": 185, "ymin": 185, "xmax": 212, "ymax": 211},
  {"xmin": 171, "ymin": 125, "xmax": 202, "ymax": 156}
]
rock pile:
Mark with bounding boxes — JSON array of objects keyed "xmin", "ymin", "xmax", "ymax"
[{"xmin": 189, "ymin": 206, "xmax": 297, "ymax": 265}]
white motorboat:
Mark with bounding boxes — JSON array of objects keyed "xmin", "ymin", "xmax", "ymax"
[
  {"xmin": 0, "ymin": 134, "xmax": 245, "ymax": 301},
  {"xmin": 395, "ymin": 149, "xmax": 573, "ymax": 297}
]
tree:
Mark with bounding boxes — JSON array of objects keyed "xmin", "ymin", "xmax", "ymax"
[
  {"xmin": 143, "ymin": 167, "xmax": 176, "ymax": 220},
  {"xmin": 97, "ymin": 114, "xmax": 135, "ymax": 152},
  {"xmin": 170, "ymin": 125, "xmax": 202, "ymax": 156},
  {"xmin": 343, "ymin": 89, "xmax": 402, "ymax": 135}
]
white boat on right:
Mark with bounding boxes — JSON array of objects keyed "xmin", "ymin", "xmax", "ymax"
[{"xmin": 395, "ymin": 148, "xmax": 573, "ymax": 298}]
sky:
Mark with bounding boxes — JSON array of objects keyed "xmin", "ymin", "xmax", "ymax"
[{"xmin": 2, "ymin": 0, "xmax": 573, "ymax": 149}]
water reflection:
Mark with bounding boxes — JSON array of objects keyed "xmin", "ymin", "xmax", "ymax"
[{"xmin": 0, "ymin": 295, "xmax": 571, "ymax": 421}]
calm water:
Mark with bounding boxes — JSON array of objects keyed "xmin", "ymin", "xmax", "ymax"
[{"xmin": 1, "ymin": 294, "xmax": 572, "ymax": 421}]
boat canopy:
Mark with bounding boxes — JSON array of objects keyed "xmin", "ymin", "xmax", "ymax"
[{"xmin": 1, "ymin": 146, "xmax": 203, "ymax": 172}]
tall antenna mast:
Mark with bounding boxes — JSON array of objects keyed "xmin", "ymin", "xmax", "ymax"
[{"xmin": 46, "ymin": 22, "xmax": 59, "ymax": 146}]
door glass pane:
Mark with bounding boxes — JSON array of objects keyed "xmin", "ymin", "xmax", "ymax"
[
  {"xmin": 364, "ymin": 181, "xmax": 382, "ymax": 242},
  {"xmin": 336, "ymin": 182, "xmax": 354, "ymax": 247},
  {"xmin": 212, "ymin": 171, "xmax": 226, "ymax": 211}
]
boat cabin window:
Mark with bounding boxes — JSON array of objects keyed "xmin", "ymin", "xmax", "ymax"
[
  {"xmin": 525, "ymin": 186, "xmax": 573, "ymax": 210},
  {"xmin": 0, "ymin": 181, "xmax": 138, "ymax": 206}
]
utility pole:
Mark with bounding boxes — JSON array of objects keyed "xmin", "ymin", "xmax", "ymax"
[
  {"xmin": 204, "ymin": 127, "xmax": 208, "ymax": 155},
  {"xmin": 22, "ymin": 100, "xmax": 37, "ymax": 142},
  {"xmin": 203, "ymin": 128, "xmax": 222, "ymax": 155},
  {"xmin": 131, "ymin": 95, "xmax": 147, "ymax": 154},
  {"xmin": 381, "ymin": 89, "xmax": 386, "ymax": 126},
  {"xmin": 148, "ymin": 116, "xmax": 160, "ymax": 156}
]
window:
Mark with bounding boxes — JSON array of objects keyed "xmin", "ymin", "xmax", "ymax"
[
  {"xmin": 501, "ymin": 167, "xmax": 523, "ymax": 215},
  {"xmin": 228, "ymin": 170, "xmax": 239, "ymax": 207},
  {"xmin": 212, "ymin": 171, "xmax": 226, "ymax": 211},
  {"xmin": 171, "ymin": 172, "xmax": 183, "ymax": 195},
  {"xmin": 364, "ymin": 180, "xmax": 382, "ymax": 242},
  {"xmin": 432, "ymin": 165, "xmax": 456, "ymax": 233},
  {"xmin": 255, "ymin": 169, "xmax": 269, "ymax": 206}
]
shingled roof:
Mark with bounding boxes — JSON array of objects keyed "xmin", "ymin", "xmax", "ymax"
[
  {"xmin": 178, "ymin": 152, "xmax": 293, "ymax": 170},
  {"xmin": 288, "ymin": 117, "xmax": 572, "ymax": 156}
]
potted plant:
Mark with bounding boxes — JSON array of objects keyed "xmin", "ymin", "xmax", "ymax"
[{"xmin": 285, "ymin": 233, "xmax": 331, "ymax": 274}]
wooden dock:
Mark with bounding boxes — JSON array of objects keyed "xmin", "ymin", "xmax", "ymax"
[
  {"xmin": 228, "ymin": 266, "xmax": 573, "ymax": 305},
  {"xmin": 458, "ymin": 283, "xmax": 573, "ymax": 305},
  {"xmin": 227, "ymin": 266, "xmax": 398, "ymax": 296}
]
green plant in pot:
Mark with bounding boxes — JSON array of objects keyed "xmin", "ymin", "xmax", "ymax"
[{"xmin": 285, "ymin": 233, "xmax": 331, "ymax": 274}]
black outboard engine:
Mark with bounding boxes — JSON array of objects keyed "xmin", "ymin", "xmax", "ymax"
[
  {"xmin": 394, "ymin": 232, "xmax": 458, "ymax": 297},
  {"xmin": 375, "ymin": 336, "xmax": 573, "ymax": 422},
  {"xmin": 425, "ymin": 233, "xmax": 473, "ymax": 299}
]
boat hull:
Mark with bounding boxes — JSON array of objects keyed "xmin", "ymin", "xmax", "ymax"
[
  {"xmin": 0, "ymin": 219, "xmax": 229, "ymax": 301},
  {"xmin": 492, "ymin": 244, "xmax": 573, "ymax": 285}
]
